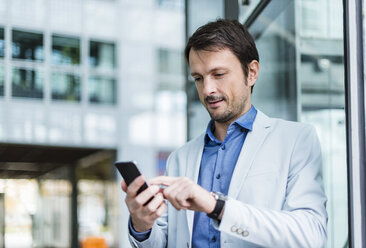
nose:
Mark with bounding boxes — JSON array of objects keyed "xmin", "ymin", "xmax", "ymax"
[{"xmin": 202, "ymin": 78, "xmax": 217, "ymax": 96}]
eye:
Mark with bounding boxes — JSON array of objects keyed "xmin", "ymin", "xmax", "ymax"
[
  {"xmin": 194, "ymin": 77, "xmax": 202, "ymax": 82},
  {"xmin": 215, "ymin": 73, "xmax": 225, "ymax": 78}
]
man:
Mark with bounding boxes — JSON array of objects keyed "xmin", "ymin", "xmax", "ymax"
[{"xmin": 122, "ymin": 19, "xmax": 327, "ymax": 248}]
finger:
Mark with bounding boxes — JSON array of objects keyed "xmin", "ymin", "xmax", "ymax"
[
  {"xmin": 175, "ymin": 184, "xmax": 193, "ymax": 208},
  {"xmin": 149, "ymin": 176, "xmax": 178, "ymax": 186},
  {"xmin": 163, "ymin": 177, "xmax": 190, "ymax": 200},
  {"xmin": 167, "ymin": 183, "xmax": 192, "ymax": 209},
  {"xmin": 151, "ymin": 201, "xmax": 167, "ymax": 219},
  {"xmin": 163, "ymin": 185, "xmax": 186, "ymax": 211},
  {"xmin": 145, "ymin": 193, "xmax": 164, "ymax": 213},
  {"xmin": 135, "ymin": 185, "xmax": 160, "ymax": 206},
  {"xmin": 121, "ymin": 180, "xmax": 127, "ymax": 192},
  {"xmin": 126, "ymin": 175, "xmax": 146, "ymax": 197}
]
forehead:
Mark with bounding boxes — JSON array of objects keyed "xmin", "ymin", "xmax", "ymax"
[{"xmin": 188, "ymin": 48, "xmax": 240, "ymax": 73}]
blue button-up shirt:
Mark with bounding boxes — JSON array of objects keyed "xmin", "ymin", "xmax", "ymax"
[{"xmin": 192, "ymin": 106, "xmax": 257, "ymax": 248}]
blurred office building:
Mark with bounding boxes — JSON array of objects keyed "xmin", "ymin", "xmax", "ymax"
[{"xmin": 0, "ymin": 0, "xmax": 185, "ymax": 247}]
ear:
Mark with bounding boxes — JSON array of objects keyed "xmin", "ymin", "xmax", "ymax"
[{"xmin": 247, "ymin": 60, "xmax": 259, "ymax": 87}]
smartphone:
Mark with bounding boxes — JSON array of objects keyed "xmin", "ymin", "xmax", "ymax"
[{"xmin": 115, "ymin": 161, "xmax": 153, "ymax": 205}]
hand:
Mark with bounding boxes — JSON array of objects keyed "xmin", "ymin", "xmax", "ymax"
[
  {"xmin": 149, "ymin": 176, "xmax": 216, "ymax": 214},
  {"xmin": 121, "ymin": 175, "xmax": 167, "ymax": 232}
]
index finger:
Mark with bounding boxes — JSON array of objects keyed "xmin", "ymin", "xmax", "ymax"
[
  {"xmin": 121, "ymin": 180, "xmax": 127, "ymax": 192},
  {"xmin": 149, "ymin": 176, "xmax": 178, "ymax": 186}
]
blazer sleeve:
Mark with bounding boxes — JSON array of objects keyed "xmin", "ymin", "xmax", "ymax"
[
  {"xmin": 214, "ymin": 125, "xmax": 328, "ymax": 247},
  {"xmin": 128, "ymin": 213, "xmax": 168, "ymax": 248}
]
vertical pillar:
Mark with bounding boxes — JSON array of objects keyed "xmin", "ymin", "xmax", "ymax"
[{"xmin": 71, "ymin": 164, "xmax": 79, "ymax": 248}]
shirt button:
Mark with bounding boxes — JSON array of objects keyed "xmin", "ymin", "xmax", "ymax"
[
  {"xmin": 242, "ymin": 231, "xmax": 249, "ymax": 237},
  {"xmin": 221, "ymin": 145, "xmax": 226, "ymax": 150},
  {"xmin": 237, "ymin": 228, "xmax": 243, "ymax": 234},
  {"xmin": 211, "ymin": 236, "xmax": 217, "ymax": 242},
  {"xmin": 216, "ymin": 174, "xmax": 221, "ymax": 179},
  {"xmin": 231, "ymin": 226, "xmax": 237, "ymax": 232}
]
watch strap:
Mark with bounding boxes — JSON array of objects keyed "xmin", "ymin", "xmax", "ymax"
[{"xmin": 207, "ymin": 192, "xmax": 226, "ymax": 220}]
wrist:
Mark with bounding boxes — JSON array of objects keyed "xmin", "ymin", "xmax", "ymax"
[
  {"xmin": 207, "ymin": 192, "xmax": 227, "ymax": 220},
  {"xmin": 206, "ymin": 192, "xmax": 217, "ymax": 214},
  {"xmin": 131, "ymin": 218, "xmax": 152, "ymax": 233}
]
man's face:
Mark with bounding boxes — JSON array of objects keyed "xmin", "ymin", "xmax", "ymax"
[{"xmin": 189, "ymin": 48, "xmax": 255, "ymax": 125}]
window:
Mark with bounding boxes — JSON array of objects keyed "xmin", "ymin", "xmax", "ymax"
[
  {"xmin": 88, "ymin": 76, "xmax": 116, "ymax": 104},
  {"xmin": 52, "ymin": 35, "xmax": 80, "ymax": 65},
  {"xmin": 89, "ymin": 41, "xmax": 117, "ymax": 105},
  {"xmin": 0, "ymin": 28, "xmax": 4, "ymax": 58},
  {"xmin": 0, "ymin": 64, "xmax": 4, "ymax": 96},
  {"xmin": 51, "ymin": 72, "xmax": 81, "ymax": 102},
  {"xmin": 89, "ymin": 41, "xmax": 115, "ymax": 70},
  {"xmin": 12, "ymin": 68, "xmax": 43, "ymax": 99},
  {"xmin": 158, "ymin": 48, "xmax": 184, "ymax": 75},
  {"xmin": 12, "ymin": 30, "xmax": 43, "ymax": 61}
]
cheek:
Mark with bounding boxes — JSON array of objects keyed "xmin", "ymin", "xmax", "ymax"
[{"xmin": 195, "ymin": 86, "xmax": 205, "ymax": 102}]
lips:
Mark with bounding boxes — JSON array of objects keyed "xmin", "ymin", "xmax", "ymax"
[{"xmin": 206, "ymin": 96, "xmax": 225, "ymax": 108}]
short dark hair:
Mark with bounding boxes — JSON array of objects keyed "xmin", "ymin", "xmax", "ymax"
[{"xmin": 184, "ymin": 19, "xmax": 259, "ymax": 91}]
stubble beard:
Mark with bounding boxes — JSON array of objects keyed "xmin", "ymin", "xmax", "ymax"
[{"xmin": 207, "ymin": 98, "xmax": 247, "ymax": 124}]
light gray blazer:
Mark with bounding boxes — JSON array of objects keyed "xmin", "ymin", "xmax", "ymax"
[{"xmin": 129, "ymin": 110, "xmax": 328, "ymax": 248}]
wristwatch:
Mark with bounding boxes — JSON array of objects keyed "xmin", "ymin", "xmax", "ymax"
[{"xmin": 207, "ymin": 192, "xmax": 227, "ymax": 220}]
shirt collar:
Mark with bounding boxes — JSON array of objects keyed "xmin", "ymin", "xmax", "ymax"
[{"xmin": 204, "ymin": 105, "xmax": 257, "ymax": 144}]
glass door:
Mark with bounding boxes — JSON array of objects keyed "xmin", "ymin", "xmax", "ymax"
[{"xmin": 244, "ymin": 0, "xmax": 347, "ymax": 246}]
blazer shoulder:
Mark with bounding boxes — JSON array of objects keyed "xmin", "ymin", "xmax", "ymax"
[{"xmin": 257, "ymin": 110, "xmax": 316, "ymax": 138}]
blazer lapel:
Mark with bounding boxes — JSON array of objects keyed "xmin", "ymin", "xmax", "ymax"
[
  {"xmin": 228, "ymin": 111, "xmax": 272, "ymax": 198},
  {"xmin": 184, "ymin": 134, "xmax": 205, "ymax": 243}
]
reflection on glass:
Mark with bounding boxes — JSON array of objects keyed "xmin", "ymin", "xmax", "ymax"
[
  {"xmin": 89, "ymin": 41, "xmax": 115, "ymax": 70},
  {"xmin": 12, "ymin": 30, "xmax": 43, "ymax": 61},
  {"xmin": 78, "ymin": 180, "xmax": 118, "ymax": 247},
  {"xmin": 250, "ymin": 0, "xmax": 347, "ymax": 247},
  {"xmin": 89, "ymin": 76, "xmax": 116, "ymax": 104},
  {"xmin": 51, "ymin": 72, "xmax": 81, "ymax": 102},
  {"xmin": 0, "ymin": 64, "xmax": 4, "ymax": 96},
  {"xmin": 158, "ymin": 48, "xmax": 184, "ymax": 75},
  {"xmin": 12, "ymin": 68, "xmax": 43, "ymax": 98},
  {"xmin": 52, "ymin": 35, "xmax": 80, "ymax": 65},
  {"xmin": 238, "ymin": 0, "xmax": 261, "ymax": 23},
  {"xmin": 0, "ymin": 179, "xmax": 38, "ymax": 248},
  {"xmin": 0, "ymin": 28, "xmax": 4, "ymax": 58}
]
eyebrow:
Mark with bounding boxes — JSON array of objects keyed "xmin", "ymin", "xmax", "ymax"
[{"xmin": 190, "ymin": 67, "xmax": 228, "ymax": 77}]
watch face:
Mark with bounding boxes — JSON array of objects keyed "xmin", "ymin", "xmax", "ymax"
[{"xmin": 212, "ymin": 192, "xmax": 227, "ymax": 201}]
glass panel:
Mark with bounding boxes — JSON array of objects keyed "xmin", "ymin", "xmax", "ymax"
[
  {"xmin": 0, "ymin": 28, "xmax": 4, "ymax": 58},
  {"xmin": 238, "ymin": 0, "xmax": 261, "ymax": 23},
  {"xmin": 158, "ymin": 48, "xmax": 184, "ymax": 75},
  {"xmin": 156, "ymin": 0, "xmax": 184, "ymax": 10},
  {"xmin": 12, "ymin": 68, "xmax": 43, "ymax": 99},
  {"xmin": 12, "ymin": 30, "xmax": 43, "ymax": 61},
  {"xmin": 88, "ymin": 76, "xmax": 116, "ymax": 104},
  {"xmin": 89, "ymin": 41, "xmax": 116, "ymax": 70},
  {"xmin": 51, "ymin": 72, "xmax": 81, "ymax": 102},
  {"xmin": 52, "ymin": 35, "xmax": 80, "ymax": 65},
  {"xmin": 78, "ymin": 180, "xmax": 118, "ymax": 247},
  {"xmin": 0, "ymin": 64, "xmax": 4, "ymax": 96},
  {"xmin": 249, "ymin": 0, "xmax": 347, "ymax": 247}
]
